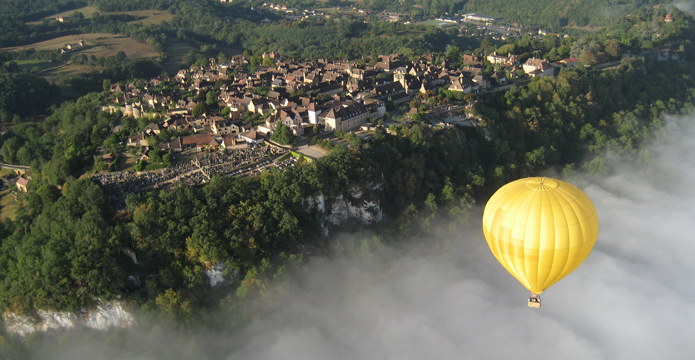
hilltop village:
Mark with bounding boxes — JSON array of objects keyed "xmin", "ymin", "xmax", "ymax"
[
  {"xmin": 101, "ymin": 51, "xmax": 570, "ymax": 151},
  {"xmin": 82, "ymin": 50, "xmax": 583, "ymax": 208}
]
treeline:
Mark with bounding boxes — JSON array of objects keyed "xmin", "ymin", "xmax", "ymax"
[
  {"xmin": 0, "ymin": 0, "xmax": 87, "ymax": 20},
  {"xmin": 0, "ymin": 73, "xmax": 61, "ymax": 118},
  {"xmin": 0, "ymin": 12, "xmax": 140, "ymax": 48},
  {"xmin": 463, "ymin": 0, "xmax": 665, "ymax": 30},
  {"xmin": 474, "ymin": 58, "xmax": 695, "ymax": 185},
  {"xmin": 475, "ymin": 5, "xmax": 695, "ymax": 67},
  {"xmin": 362, "ymin": 0, "xmax": 467, "ymax": 17},
  {"xmin": 68, "ymin": 58, "xmax": 165, "ymax": 93},
  {"xmin": 0, "ymin": 93, "xmax": 121, "ymax": 182}
]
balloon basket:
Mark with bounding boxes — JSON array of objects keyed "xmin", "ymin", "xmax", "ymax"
[{"xmin": 527, "ymin": 294, "xmax": 541, "ymax": 308}]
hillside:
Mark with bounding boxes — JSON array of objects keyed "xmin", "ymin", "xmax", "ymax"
[{"xmin": 463, "ymin": 0, "xmax": 665, "ymax": 30}]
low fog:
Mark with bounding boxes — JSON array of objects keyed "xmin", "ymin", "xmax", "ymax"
[
  {"xmin": 227, "ymin": 118, "xmax": 695, "ymax": 360},
  {"xmin": 675, "ymin": 1, "xmax": 695, "ymax": 16},
  {"xmin": 28, "ymin": 117, "xmax": 695, "ymax": 360}
]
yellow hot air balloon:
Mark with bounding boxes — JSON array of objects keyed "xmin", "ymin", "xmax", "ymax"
[{"xmin": 482, "ymin": 177, "xmax": 599, "ymax": 308}]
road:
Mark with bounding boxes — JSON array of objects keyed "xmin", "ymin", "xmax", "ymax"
[{"xmin": 0, "ymin": 163, "xmax": 30, "ymax": 172}]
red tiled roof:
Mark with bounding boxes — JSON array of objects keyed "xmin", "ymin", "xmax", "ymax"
[{"xmin": 182, "ymin": 134, "xmax": 212, "ymax": 146}]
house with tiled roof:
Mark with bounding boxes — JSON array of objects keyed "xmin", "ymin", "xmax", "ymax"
[
  {"xmin": 523, "ymin": 58, "xmax": 554, "ymax": 77},
  {"xmin": 15, "ymin": 177, "xmax": 29, "ymax": 192},
  {"xmin": 220, "ymin": 136, "xmax": 248, "ymax": 151},
  {"xmin": 448, "ymin": 78, "xmax": 473, "ymax": 93},
  {"xmin": 182, "ymin": 134, "xmax": 213, "ymax": 150},
  {"xmin": 324, "ymin": 102, "xmax": 369, "ymax": 132},
  {"xmin": 370, "ymin": 82, "xmax": 405, "ymax": 100},
  {"xmin": 240, "ymin": 130, "xmax": 264, "ymax": 144}
]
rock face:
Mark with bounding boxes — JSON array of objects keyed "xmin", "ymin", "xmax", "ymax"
[
  {"xmin": 205, "ymin": 262, "xmax": 228, "ymax": 287},
  {"xmin": 304, "ymin": 185, "xmax": 383, "ymax": 230},
  {"xmin": 3, "ymin": 301, "xmax": 137, "ymax": 336}
]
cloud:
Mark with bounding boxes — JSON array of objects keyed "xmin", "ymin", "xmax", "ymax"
[{"xmin": 225, "ymin": 119, "xmax": 695, "ymax": 360}]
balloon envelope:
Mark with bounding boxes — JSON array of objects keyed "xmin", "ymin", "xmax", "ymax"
[{"xmin": 482, "ymin": 177, "xmax": 599, "ymax": 294}]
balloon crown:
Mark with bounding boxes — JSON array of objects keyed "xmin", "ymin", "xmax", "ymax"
[{"xmin": 525, "ymin": 177, "xmax": 559, "ymax": 191}]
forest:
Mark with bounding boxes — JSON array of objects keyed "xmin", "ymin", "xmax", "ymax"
[
  {"xmin": 1, "ymin": 56, "xmax": 694, "ymax": 319},
  {"xmin": 463, "ymin": 0, "xmax": 665, "ymax": 30}
]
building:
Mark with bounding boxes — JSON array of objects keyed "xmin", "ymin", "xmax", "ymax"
[
  {"xmin": 463, "ymin": 13, "xmax": 495, "ymax": 22},
  {"xmin": 523, "ymin": 58, "xmax": 554, "ymax": 77},
  {"xmin": 16, "ymin": 177, "xmax": 29, "ymax": 192},
  {"xmin": 324, "ymin": 102, "xmax": 369, "ymax": 132},
  {"xmin": 486, "ymin": 52, "xmax": 518, "ymax": 66}
]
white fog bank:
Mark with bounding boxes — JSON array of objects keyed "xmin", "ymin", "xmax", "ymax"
[{"xmin": 226, "ymin": 119, "xmax": 695, "ymax": 360}]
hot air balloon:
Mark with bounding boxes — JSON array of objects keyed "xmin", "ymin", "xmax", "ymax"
[{"xmin": 482, "ymin": 177, "xmax": 599, "ymax": 308}]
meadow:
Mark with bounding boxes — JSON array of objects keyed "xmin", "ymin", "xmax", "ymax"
[{"xmin": 26, "ymin": 7, "xmax": 174, "ymax": 26}]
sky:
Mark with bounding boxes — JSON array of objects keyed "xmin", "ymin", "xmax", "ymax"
[
  {"xmin": 223, "ymin": 118, "xmax": 695, "ymax": 360},
  {"xmin": 30, "ymin": 117, "xmax": 695, "ymax": 360}
]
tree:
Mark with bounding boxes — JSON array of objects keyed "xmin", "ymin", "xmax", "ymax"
[
  {"xmin": 270, "ymin": 123, "xmax": 292, "ymax": 145},
  {"xmin": 115, "ymin": 51, "xmax": 127, "ymax": 62},
  {"xmin": 217, "ymin": 51, "xmax": 229, "ymax": 63},
  {"xmin": 445, "ymin": 45, "xmax": 460, "ymax": 61},
  {"xmin": 206, "ymin": 91, "xmax": 219, "ymax": 106},
  {"xmin": 1, "ymin": 137, "xmax": 21, "ymax": 163},
  {"xmin": 192, "ymin": 103, "xmax": 207, "ymax": 116},
  {"xmin": 579, "ymin": 51, "xmax": 597, "ymax": 66},
  {"xmin": 604, "ymin": 40, "xmax": 621, "ymax": 59},
  {"xmin": 103, "ymin": 79, "xmax": 112, "ymax": 92},
  {"xmin": 496, "ymin": 44, "xmax": 517, "ymax": 55},
  {"xmin": 262, "ymin": 57, "xmax": 275, "ymax": 68}
]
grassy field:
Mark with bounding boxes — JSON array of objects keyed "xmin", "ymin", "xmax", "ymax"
[
  {"xmin": 111, "ymin": 10, "xmax": 175, "ymax": 25},
  {"xmin": 1, "ymin": 33, "xmax": 159, "ymax": 85},
  {"xmin": 164, "ymin": 41, "xmax": 197, "ymax": 73},
  {"xmin": 26, "ymin": 6, "xmax": 99, "ymax": 24},
  {"xmin": 0, "ymin": 169, "xmax": 21, "ymax": 221},
  {"xmin": 1, "ymin": 33, "xmax": 159, "ymax": 59},
  {"xmin": 27, "ymin": 6, "xmax": 174, "ymax": 26},
  {"xmin": 10, "ymin": 59, "xmax": 58, "ymax": 73},
  {"xmin": 0, "ymin": 189, "xmax": 20, "ymax": 221},
  {"xmin": 115, "ymin": 155, "xmax": 138, "ymax": 172}
]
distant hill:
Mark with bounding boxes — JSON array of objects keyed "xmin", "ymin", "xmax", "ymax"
[{"xmin": 463, "ymin": 0, "xmax": 666, "ymax": 30}]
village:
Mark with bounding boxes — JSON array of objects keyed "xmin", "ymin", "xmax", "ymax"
[
  {"xmin": 80, "ymin": 47, "xmax": 594, "ymax": 208},
  {"xmin": 3, "ymin": 28, "xmax": 683, "ymax": 209}
]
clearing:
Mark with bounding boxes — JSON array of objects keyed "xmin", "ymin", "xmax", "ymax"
[
  {"xmin": 27, "ymin": 7, "xmax": 174, "ymax": 26},
  {"xmin": 1, "ymin": 33, "xmax": 159, "ymax": 59},
  {"xmin": 164, "ymin": 41, "xmax": 197, "ymax": 73},
  {"xmin": 26, "ymin": 6, "xmax": 100, "ymax": 24},
  {"xmin": 0, "ymin": 189, "xmax": 20, "ymax": 221},
  {"xmin": 0, "ymin": 169, "xmax": 21, "ymax": 221},
  {"xmin": 1, "ymin": 33, "xmax": 159, "ymax": 87}
]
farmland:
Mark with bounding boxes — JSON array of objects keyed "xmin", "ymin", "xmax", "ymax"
[
  {"xmin": 1, "ymin": 34, "xmax": 159, "ymax": 89},
  {"xmin": 26, "ymin": 7, "xmax": 175, "ymax": 26},
  {"xmin": 1, "ymin": 33, "xmax": 159, "ymax": 59}
]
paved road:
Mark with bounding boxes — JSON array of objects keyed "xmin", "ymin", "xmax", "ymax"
[
  {"xmin": 489, "ymin": 80, "xmax": 531, "ymax": 93},
  {"xmin": 0, "ymin": 163, "xmax": 30, "ymax": 171},
  {"xmin": 593, "ymin": 60, "xmax": 622, "ymax": 70}
]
